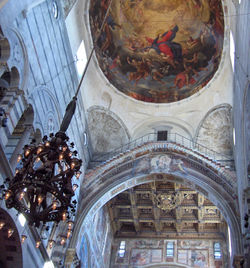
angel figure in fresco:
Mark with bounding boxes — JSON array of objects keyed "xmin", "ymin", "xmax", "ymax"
[
  {"xmin": 127, "ymin": 57, "xmax": 150, "ymax": 84},
  {"xmin": 174, "ymin": 63, "xmax": 196, "ymax": 89},
  {"xmin": 100, "ymin": 14, "xmax": 121, "ymax": 53},
  {"xmin": 145, "ymin": 25, "xmax": 183, "ymax": 66},
  {"xmin": 109, "ymin": 55, "xmax": 121, "ymax": 73},
  {"xmin": 208, "ymin": 0, "xmax": 224, "ymax": 36},
  {"xmin": 187, "ymin": 0, "xmax": 210, "ymax": 22}
]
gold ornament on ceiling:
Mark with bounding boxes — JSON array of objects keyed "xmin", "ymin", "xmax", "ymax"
[{"xmin": 154, "ymin": 191, "xmax": 186, "ymax": 211}]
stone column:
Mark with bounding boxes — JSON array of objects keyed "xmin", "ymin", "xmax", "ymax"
[
  {"xmin": 9, "ymin": 124, "xmax": 33, "ymax": 170},
  {"xmin": 0, "ymin": 89, "xmax": 26, "ymax": 147}
]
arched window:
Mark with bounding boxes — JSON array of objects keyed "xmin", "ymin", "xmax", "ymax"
[
  {"xmin": 75, "ymin": 40, "xmax": 87, "ymax": 77},
  {"xmin": 230, "ymin": 31, "xmax": 235, "ymax": 72},
  {"xmin": 214, "ymin": 242, "xmax": 222, "ymax": 259},
  {"xmin": 118, "ymin": 240, "xmax": 126, "ymax": 258},
  {"xmin": 0, "ymin": 71, "xmax": 10, "ymax": 101},
  {"xmin": 166, "ymin": 241, "xmax": 174, "ymax": 257}
]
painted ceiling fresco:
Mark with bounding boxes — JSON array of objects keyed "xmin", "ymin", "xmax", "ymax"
[{"xmin": 90, "ymin": 0, "xmax": 224, "ymax": 103}]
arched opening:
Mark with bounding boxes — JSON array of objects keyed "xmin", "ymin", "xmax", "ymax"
[
  {"xmin": 0, "ymin": 70, "xmax": 10, "ymax": 101},
  {"xmin": 0, "ymin": 208, "xmax": 23, "ymax": 268},
  {"xmin": 70, "ymin": 146, "xmax": 242, "ymax": 267},
  {"xmin": 33, "ymin": 128, "xmax": 42, "ymax": 144},
  {"xmin": 0, "ymin": 37, "xmax": 10, "ymax": 62},
  {"xmin": 9, "ymin": 67, "xmax": 20, "ymax": 88},
  {"xmin": 1, "ymin": 70, "xmax": 11, "ymax": 84},
  {"xmin": 77, "ymin": 179, "xmax": 231, "ymax": 267},
  {"xmin": 0, "ymin": 67, "xmax": 20, "ymax": 101}
]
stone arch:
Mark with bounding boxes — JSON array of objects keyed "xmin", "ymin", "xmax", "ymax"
[
  {"xmin": 87, "ymin": 106, "xmax": 130, "ymax": 154},
  {"xmin": 29, "ymin": 86, "xmax": 61, "ymax": 136},
  {"xmin": 2, "ymin": 27, "xmax": 29, "ymax": 92},
  {"xmin": 0, "ymin": 208, "xmax": 23, "ymax": 268},
  {"xmin": 195, "ymin": 104, "xmax": 233, "ymax": 157},
  {"xmin": 131, "ymin": 117, "xmax": 193, "ymax": 141},
  {"xmin": 70, "ymin": 143, "xmax": 242, "ymax": 262}
]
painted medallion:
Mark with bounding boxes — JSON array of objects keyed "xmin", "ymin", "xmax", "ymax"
[{"xmin": 90, "ymin": 0, "xmax": 224, "ymax": 103}]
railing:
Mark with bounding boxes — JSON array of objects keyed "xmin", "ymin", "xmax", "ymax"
[{"xmin": 92, "ymin": 133, "xmax": 234, "ymax": 168}]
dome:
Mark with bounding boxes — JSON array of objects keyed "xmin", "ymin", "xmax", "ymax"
[{"xmin": 90, "ymin": 0, "xmax": 224, "ymax": 103}]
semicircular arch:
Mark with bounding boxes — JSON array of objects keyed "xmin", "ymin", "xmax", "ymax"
[
  {"xmin": 28, "ymin": 86, "xmax": 61, "ymax": 136},
  {"xmin": 87, "ymin": 106, "xmax": 131, "ymax": 154},
  {"xmin": 71, "ymin": 144, "xmax": 242, "ymax": 260}
]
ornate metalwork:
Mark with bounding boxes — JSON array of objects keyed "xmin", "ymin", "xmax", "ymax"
[
  {"xmin": 154, "ymin": 192, "xmax": 183, "ymax": 211},
  {"xmin": 2, "ymin": 131, "xmax": 82, "ymax": 227}
]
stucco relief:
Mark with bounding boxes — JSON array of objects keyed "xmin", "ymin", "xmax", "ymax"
[
  {"xmin": 195, "ymin": 105, "xmax": 233, "ymax": 156},
  {"xmin": 87, "ymin": 108, "xmax": 130, "ymax": 153}
]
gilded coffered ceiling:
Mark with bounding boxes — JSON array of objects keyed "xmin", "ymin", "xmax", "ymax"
[{"xmin": 107, "ymin": 180, "xmax": 226, "ymax": 239}]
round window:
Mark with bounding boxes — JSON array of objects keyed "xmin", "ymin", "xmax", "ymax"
[{"xmin": 52, "ymin": 1, "xmax": 58, "ymax": 19}]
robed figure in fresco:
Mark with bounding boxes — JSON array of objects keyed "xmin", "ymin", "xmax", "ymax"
[{"xmin": 145, "ymin": 25, "xmax": 183, "ymax": 65}]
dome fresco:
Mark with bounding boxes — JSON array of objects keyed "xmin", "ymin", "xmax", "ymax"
[{"xmin": 90, "ymin": 0, "xmax": 224, "ymax": 103}]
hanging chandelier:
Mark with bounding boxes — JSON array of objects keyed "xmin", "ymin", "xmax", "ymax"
[
  {"xmin": 0, "ymin": 0, "xmax": 114, "ymax": 232},
  {"xmin": 2, "ymin": 131, "xmax": 82, "ymax": 227}
]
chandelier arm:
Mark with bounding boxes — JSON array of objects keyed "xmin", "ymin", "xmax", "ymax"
[{"xmin": 59, "ymin": 0, "xmax": 114, "ymax": 132}]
